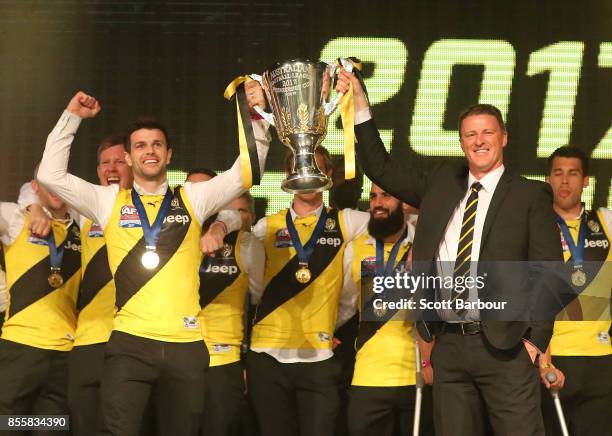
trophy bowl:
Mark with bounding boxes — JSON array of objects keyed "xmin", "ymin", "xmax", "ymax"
[{"xmin": 257, "ymin": 59, "xmax": 336, "ymax": 194}]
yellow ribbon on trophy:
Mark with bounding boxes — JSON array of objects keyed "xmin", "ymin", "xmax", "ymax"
[
  {"xmin": 337, "ymin": 57, "xmax": 362, "ymax": 180},
  {"xmin": 224, "ymin": 75, "xmax": 261, "ymax": 189}
]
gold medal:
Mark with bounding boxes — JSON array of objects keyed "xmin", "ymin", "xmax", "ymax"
[
  {"xmin": 295, "ymin": 265, "xmax": 312, "ymax": 284},
  {"xmin": 48, "ymin": 270, "xmax": 64, "ymax": 288},
  {"xmin": 571, "ymin": 269, "xmax": 587, "ymax": 287}
]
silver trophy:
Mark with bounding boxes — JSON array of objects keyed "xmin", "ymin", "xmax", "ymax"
[{"xmin": 252, "ymin": 58, "xmax": 353, "ymax": 193}]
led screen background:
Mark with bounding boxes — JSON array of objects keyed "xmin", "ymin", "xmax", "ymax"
[{"xmin": 0, "ymin": 0, "xmax": 610, "ymax": 216}]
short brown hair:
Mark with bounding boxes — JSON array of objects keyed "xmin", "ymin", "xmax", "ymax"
[
  {"xmin": 284, "ymin": 146, "xmax": 333, "ymax": 174},
  {"xmin": 458, "ymin": 104, "xmax": 506, "ymax": 136},
  {"xmin": 97, "ymin": 134, "xmax": 126, "ymax": 164},
  {"xmin": 125, "ymin": 117, "xmax": 170, "ymax": 151}
]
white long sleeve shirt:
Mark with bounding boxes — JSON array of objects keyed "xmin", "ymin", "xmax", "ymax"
[{"xmin": 37, "ymin": 111, "xmax": 270, "ymax": 231}]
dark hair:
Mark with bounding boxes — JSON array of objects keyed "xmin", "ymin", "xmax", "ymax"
[
  {"xmin": 186, "ymin": 167, "xmax": 218, "ymax": 180},
  {"xmin": 125, "ymin": 117, "xmax": 170, "ymax": 151},
  {"xmin": 458, "ymin": 104, "xmax": 506, "ymax": 136},
  {"xmin": 97, "ymin": 134, "xmax": 127, "ymax": 164},
  {"xmin": 547, "ymin": 146, "xmax": 589, "ymax": 175},
  {"xmin": 284, "ymin": 146, "xmax": 333, "ymax": 175}
]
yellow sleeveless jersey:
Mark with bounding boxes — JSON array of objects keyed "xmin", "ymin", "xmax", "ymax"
[
  {"xmin": 104, "ymin": 187, "xmax": 203, "ymax": 342},
  {"xmin": 74, "ymin": 219, "xmax": 114, "ymax": 347},
  {"xmin": 1, "ymin": 214, "xmax": 81, "ymax": 350},
  {"xmin": 251, "ymin": 208, "xmax": 346, "ymax": 350},
  {"xmin": 350, "ymin": 232, "xmax": 415, "ymax": 386},
  {"xmin": 551, "ymin": 209, "xmax": 611, "ymax": 356},
  {"xmin": 199, "ymin": 231, "xmax": 248, "ymax": 366}
]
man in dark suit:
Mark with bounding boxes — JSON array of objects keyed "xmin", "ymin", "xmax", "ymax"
[{"xmin": 336, "ymin": 71, "xmax": 563, "ymax": 435}]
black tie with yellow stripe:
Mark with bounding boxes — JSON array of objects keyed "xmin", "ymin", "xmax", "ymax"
[{"xmin": 451, "ymin": 181, "xmax": 482, "ymax": 312}]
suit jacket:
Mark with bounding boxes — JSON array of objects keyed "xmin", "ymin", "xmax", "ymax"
[{"xmin": 355, "ymin": 119, "xmax": 563, "ymax": 351}]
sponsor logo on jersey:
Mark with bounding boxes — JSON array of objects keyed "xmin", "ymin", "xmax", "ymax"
[
  {"xmin": 317, "ymin": 236, "xmax": 342, "ymax": 247},
  {"xmin": 317, "ymin": 332, "xmax": 331, "ymax": 342},
  {"xmin": 212, "ymin": 344, "xmax": 232, "ymax": 353},
  {"xmin": 584, "ymin": 239, "xmax": 609, "ymax": 249},
  {"xmin": 203, "ymin": 263, "xmax": 238, "ymax": 275},
  {"xmin": 183, "ymin": 316, "xmax": 199, "ymax": 329}
]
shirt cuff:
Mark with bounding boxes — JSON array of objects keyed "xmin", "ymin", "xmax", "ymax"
[
  {"xmin": 60, "ymin": 110, "xmax": 83, "ymax": 133},
  {"xmin": 354, "ymin": 108, "xmax": 373, "ymax": 125},
  {"xmin": 216, "ymin": 209, "xmax": 242, "ymax": 233}
]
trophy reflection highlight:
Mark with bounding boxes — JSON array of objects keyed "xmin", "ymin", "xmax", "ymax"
[{"xmin": 252, "ymin": 59, "xmax": 350, "ymax": 194}]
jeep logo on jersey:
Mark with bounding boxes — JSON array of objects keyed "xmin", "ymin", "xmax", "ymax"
[
  {"xmin": 64, "ymin": 240, "xmax": 82, "ymax": 252},
  {"xmin": 317, "ymin": 236, "xmax": 342, "ymax": 247},
  {"xmin": 163, "ymin": 214, "xmax": 190, "ymax": 225},
  {"xmin": 204, "ymin": 264, "xmax": 238, "ymax": 275},
  {"xmin": 584, "ymin": 239, "xmax": 609, "ymax": 249}
]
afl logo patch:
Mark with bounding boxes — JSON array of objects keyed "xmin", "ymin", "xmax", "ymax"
[
  {"xmin": 274, "ymin": 228, "xmax": 293, "ymax": 248},
  {"xmin": 88, "ymin": 223, "xmax": 104, "ymax": 238},
  {"xmin": 119, "ymin": 205, "xmax": 142, "ymax": 228}
]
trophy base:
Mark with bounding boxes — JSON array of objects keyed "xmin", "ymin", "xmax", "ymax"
[{"xmin": 282, "ymin": 173, "xmax": 332, "ymax": 194}]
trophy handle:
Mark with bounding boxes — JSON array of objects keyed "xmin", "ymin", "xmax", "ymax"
[
  {"xmin": 324, "ymin": 58, "xmax": 354, "ymax": 116},
  {"xmin": 249, "ymin": 73, "xmax": 276, "ymax": 126}
]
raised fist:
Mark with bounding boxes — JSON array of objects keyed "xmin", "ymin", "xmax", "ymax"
[{"xmin": 66, "ymin": 91, "xmax": 101, "ymax": 119}]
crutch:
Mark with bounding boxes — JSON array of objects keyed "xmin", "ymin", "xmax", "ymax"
[
  {"xmin": 413, "ymin": 328, "xmax": 423, "ymax": 436},
  {"xmin": 545, "ymin": 372, "xmax": 570, "ymax": 436}
]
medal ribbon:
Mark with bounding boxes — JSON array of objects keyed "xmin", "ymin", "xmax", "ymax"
[
  {"xmin": 131, "ymin": 188, "xmax": 173, "ymax": 250},
  {"xmin": 375, "ymin": 228, "xmax": 408, "ymax": 277},
  {"xmin": 285, "ymin": 208, "xmax": 328, "ymax": 266},
  {"xmin": 48, "ymin": 229, "xmax": 65, "ymax": 271},
  {"xmin": 556, "ymin": 213, "xmax": 587, "ymax": 268}
]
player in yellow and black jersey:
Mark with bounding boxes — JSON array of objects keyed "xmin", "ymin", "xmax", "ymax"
[
  {"xmin": 37, "ymin": 90, "xmax": 270, "ymax": 435},
  {"xmin": 540, "ymin": 146, "xmax": 612, "ymax": 436},
  {"xmin": 246, "ymin": 147, "xmax": 369, "ymax": 436},
  {"xmin": 189, "ymin": 169, "xmax": 264, "ymax": 436},
  {"xmin": 66, "ymin": 134, "xmax": 142, "ymax": 436},
  {"xmin": 0, "ymin": 177, "xmax": 81, "ymax": 417},
  {"xmin": 342, "ymin": 184, "xmax": 434, "ymax": 436}
]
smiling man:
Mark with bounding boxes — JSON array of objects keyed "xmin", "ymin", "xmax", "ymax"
[
  {"xmin": 37, "ymin": 90, "xmax": 270, "ymax": 435},
  {"xmin": 336, "ymin": 70, "xmax": 563, "ymax": 435}
]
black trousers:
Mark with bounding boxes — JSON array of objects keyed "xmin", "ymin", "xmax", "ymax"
[
  {"xmin": 245, "ymin": 350, "xmax": 341, "ymax": 436},
  {"xmin": 201, "ymin": 361, "xmax": 245, "ymax": 436},
  {"xmin": 347, "ymin": 385, "xmax": 434, "ymax": 436},
  {"xmin": 98, "ymin": 331, "xmax": 209, "ymax": 436},
  {"xmin": 431, "ymin": 331, "xmax": 544, "ymax": 436},
  {"xmin": 68, "ymin": 343, "xmax": 106, "ymax": 436},
  {"xmin": 542, "ymin": 354, "xmax": 612, "ymax": 436},
  {"xmin": 69, "ymin": 342, "xmax": 157, "ymax": 436},
  {"xmin": 0, "ymin": 339, "xmax": 69, "ymax": 435}
]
